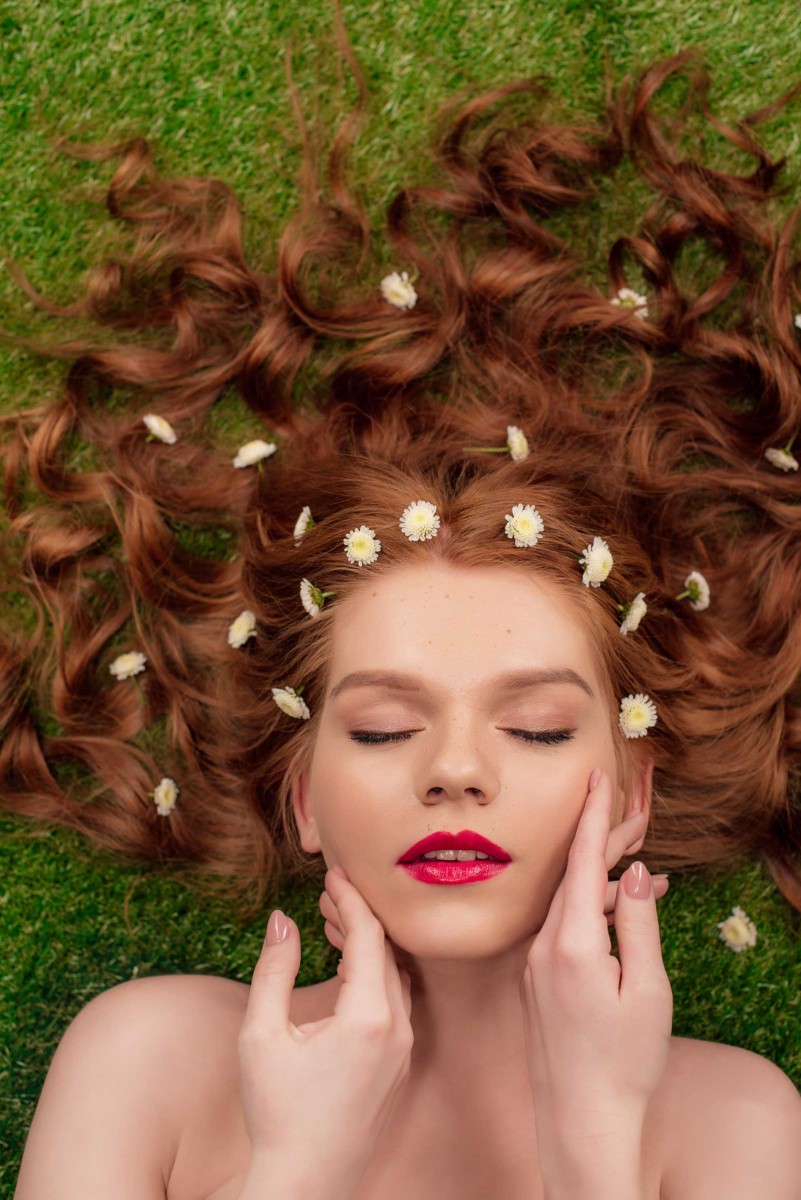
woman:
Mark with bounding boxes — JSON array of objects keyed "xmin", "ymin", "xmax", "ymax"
[{"xmin": 4, "ymin": 21, "xmax": 801, "ymax": 1198}]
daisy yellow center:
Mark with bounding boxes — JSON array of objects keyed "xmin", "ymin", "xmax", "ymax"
[
  {"xmin": 725, "ymin": 918, "xmax": 750, "ymax": 945},
  {"xmin": 627, "ymin": 703, "xmax": 649, "ymax": 727}
]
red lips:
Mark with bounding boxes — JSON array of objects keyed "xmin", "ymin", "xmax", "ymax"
[{"xmin": 398, "ymin": 830, "xmax": 511, "ymax": 864}]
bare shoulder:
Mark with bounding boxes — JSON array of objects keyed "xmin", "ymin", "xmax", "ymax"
[
  {"xmin": 115, "ymin": 973, "xmax": 251, "ymax": 1130},
  {"xmin": 76, "ymin": 972, "xmax": 254, "ymax": 1200},
  {"xmin": 160, "ymin": 972, "xmax": 330, "ymax": 1200},
  {"xmin": 660, "ymin": 1035, "xmax": 801, "ymax": 1199},
  {"xmin": 15, "ymin": 971, "xmax": 246, "ymax": 1200},
  {"xmin": 109, "ymin": 974, "xmax": 251, "ymax": 1154}
]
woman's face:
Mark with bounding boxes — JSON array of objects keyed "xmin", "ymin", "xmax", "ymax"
[{"xmin": 292, "ymin": 561, "xmax": 647, "ymax": 959}]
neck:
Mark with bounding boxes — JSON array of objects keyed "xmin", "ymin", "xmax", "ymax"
[{"xmin": 392, "ymin": 941, "xmax": 536, "ymax": 1091}]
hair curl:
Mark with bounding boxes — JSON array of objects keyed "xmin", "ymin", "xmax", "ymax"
[{"xmin": 2, "ymin": 31, "xmax": 801, "ymax": 925}]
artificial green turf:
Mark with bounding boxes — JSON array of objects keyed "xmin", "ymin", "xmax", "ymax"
[{"xmin": 2, "ymin": 0, "xmax": 801, "ymax": 1191}]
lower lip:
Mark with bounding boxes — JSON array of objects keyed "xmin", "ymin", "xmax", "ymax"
[{"xmin": 399, "ymin": 860, "xmax": 510, "ymax": 884}]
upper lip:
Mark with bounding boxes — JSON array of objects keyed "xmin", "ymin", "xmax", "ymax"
[{"xmin": 398, "ymin": 831, "xmax": 511, "ymax": 864}]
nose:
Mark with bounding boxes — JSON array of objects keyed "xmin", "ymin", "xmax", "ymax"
[
  {"xmin": 428, "ymin": 784, "xmax": 483, "ymax": 799},
  {"xmin": 419, "ymin": 718, "xmax": 499, "ymax": 805}
]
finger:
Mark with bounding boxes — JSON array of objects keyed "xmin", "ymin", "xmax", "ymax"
[
  {"xmin": 382, "ymin": 936, "xmax": 410, "ymax": 1027},
  {"xmin": 399, "ymin": 966, "xmax": 412, "ymax": 1022},
  {"xmin": 320, "ymin": 889, "xmax": 344, "ymax": 946},
  {"xmin": 325, "ymin": 878, "xmax": 410, "ymax": 1024},
  {"xmin": 605, "ymin": 876, "xmax": 668, "ymax": 924},
  {"xmin": 565, "ymin": 772, "xmax": 647, "ymax": 911},
  {"xmin": 542, "ymin": 768, "xmax": 613, "ymax": 948},
  {"xmin": 612, "ymin": 861, "xmax": 670, "ymax": 993},
  {"xmin": 325, "ymin": 867, "xmax": 393, "ymax": 1021},
  {"xmin": 520, "ymin": 951, "xmax": 548, "ymax": 1086},
  {"xmin": 573, "ymin": 806, "xmax": 649, "ymax": 932},
  {"xmin": 609, "ymin": 806, "xmax": 648, "ymax": 869},
  {"xmin": 328, "ymin": 892, "xmax": 401, "ymax": 998},
  {"xmin": 243, "ymin": 910, "xmax": 301, "ymax": 1037},
  {"xmin": 537, "ymin": 780, "xmax": 647, "ymax": 946},
  {"xmin": 533, "ymin": 795, "xmax": 590, "ymax": 944},
  {"xmin": 326, "ymin": 919, "xmax": 344, "ymax": 951},
  {"xmin": 400, "ymin": 969, "xmax": 412, "ymax": 1017}
]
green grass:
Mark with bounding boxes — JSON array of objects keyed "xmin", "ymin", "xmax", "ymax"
[{"xmin": 2, "ymin": 0, "xmax": 801, "ymax": 1191}]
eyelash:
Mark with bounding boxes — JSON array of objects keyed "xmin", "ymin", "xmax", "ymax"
[{"xmin": 349, "ymin": 729, "xmax": 575, "ymax": 746}]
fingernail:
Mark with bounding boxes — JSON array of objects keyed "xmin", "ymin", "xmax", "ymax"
[
  {"xmin": 331, "ymin": 864, "xmax": 347, "ymax": 879},
  {"xmin": 266, "ymin": 908, "xmax": 290, "ymax": 945},
  {"xmin": 623, "ymin": 861, "xmax": 652, "ymax": 899},
  {"xmin": 590, "ymin": 767, "xmax": 602, "ymax": 790},
  {"xmin": 653, "ymin": 873, "xmax": 669, "ymax": 881}
]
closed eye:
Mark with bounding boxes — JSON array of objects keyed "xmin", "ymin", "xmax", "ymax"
[{"xmin": 349, "ymin": 729, "xmax": 575, "ymax": 746}]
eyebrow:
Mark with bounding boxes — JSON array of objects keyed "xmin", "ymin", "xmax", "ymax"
[{"xmin": 329, "ymin": 667, "xmax": 595, "ymax": 701}]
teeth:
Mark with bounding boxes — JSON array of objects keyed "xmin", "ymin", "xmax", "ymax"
[{"xmin": 419, "ymin": 850, "xmax": 496, "ymax": 861}]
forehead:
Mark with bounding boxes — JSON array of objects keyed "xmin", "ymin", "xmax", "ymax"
[{"xmin": 329, "ymin": 563, "xmax": 600, "ymax": 694}]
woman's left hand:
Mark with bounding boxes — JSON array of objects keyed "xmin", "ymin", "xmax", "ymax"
[{"xmin": 521, "ymin": 767, "xmax": 674, "ymax": 1148}]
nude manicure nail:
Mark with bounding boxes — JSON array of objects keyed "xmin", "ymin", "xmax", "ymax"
[{"xmin": 623, "ymin": 860, "xmax": 652, "ymax": 898}]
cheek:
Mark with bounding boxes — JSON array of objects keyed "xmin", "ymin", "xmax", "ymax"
[
  {"xmin": 516, "ymin": 758, "xmax": 608, "ymax": 871},
  {"xmin": 516, "ymin": 751, "xmax": 595, "ymax": 806},
  {"xmin": 310, "ymin": 755, "xmax": 389, "ymax": 853}
]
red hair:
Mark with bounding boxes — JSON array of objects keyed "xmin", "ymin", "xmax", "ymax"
[{"xmin": 2, "ymin": 33, "xmax": 801, "ymax": 923}]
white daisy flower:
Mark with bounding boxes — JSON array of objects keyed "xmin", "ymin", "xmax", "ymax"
[
  {"xmin": 109, "ymin": 650, "xmax": 147, "ymax": 680},
  {"xmin": 228, "ymin": 610, "xmax": 257, "ymax": 648},
  {"xmin": 676, "ymin": 569, "xmax": 711, "ymax": 611},
  {"xmin": 506, "ymin": 425, "xmax": 530, "ymax": 462},
  {"xmin": 380, "ymin": 270, "xmax": 417, "ymax": 310},
  {"xmin": 150, "ymin": 776, "xmax": 179, "ymax": 817},
  {"xmin": 399, "ymin": 500, "xmax": 441, "ymax": 541},
  {"xmin": 794, "ymin": 313, "xmax": 801, "ymax": 329},
  {"xmin": 504, "ymin": 503, "xmax": 545, "ymax": 548},
  {"xmin": 343, "ymin": 524, "xmax": 382, "ymax": 566},
  {"xmin": 578, "ymin": 535, "xmax": 613, "ymax": 587},
  {"xmin": 764, "ymin": 446, "xmax": 799, "ymax": 472},
  {"xmin": 300, "ymin": 577, "xmax": 335, "ymax": 619},
  {"xmin": 716, "ymin": 905, "xmax": 758, "ymax": 953},
  {"xmin": 619, "ymin": 592, "xmax": 647, "ymax": 636},
  {"xmin": 294, "ymin": 505, "xmax": 315, "ymax": 544},
  {"xmin": 618, "ymin": 692, "xmax": 658, "ymax": 739},
  {"xmin": 610, "ymin": 287, "xmax": 648, "ymax": 319},
  {"xmin": 272, "ymin": 686, "xmax": 311, "ymax": 720},
  {"xmin": 233, "ymin": 439, "xmax": 277, "ymax": 469},
  {"xmin": 461, "ymin": 425, "xmax": 531, "ymax": 460},
  {"xmin": 300, "ymin": 578, "xmax": 320, "ymax": 618},
  {"xmin": 143, "ymin": 413, "xmax": 177, "ymax": 444}
]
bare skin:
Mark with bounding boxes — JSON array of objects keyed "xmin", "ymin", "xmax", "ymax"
[
  {"xmin": 171, "ymin": 560, "xmax": 673, "ymax": 1198},
  {"xmin": 166, "ymin": 973, "xmax": 681, "ymax": 1200},
  {"xmin": 291, "ymin": 561, "xmax": 655, "ymax": 1108},
  {"xmin": 15, "ymin": 567, "xmax": 800, "ymax": 1199}
]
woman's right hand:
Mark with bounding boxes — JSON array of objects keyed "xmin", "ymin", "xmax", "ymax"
[{"xmin": 237, "ymin": 866, "xmax": 414, "ymax": 1183}]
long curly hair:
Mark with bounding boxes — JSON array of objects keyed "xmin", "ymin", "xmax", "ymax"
[{"xmin": 2, "ymin": 26, "xmax": 801, "ymax": 925}]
